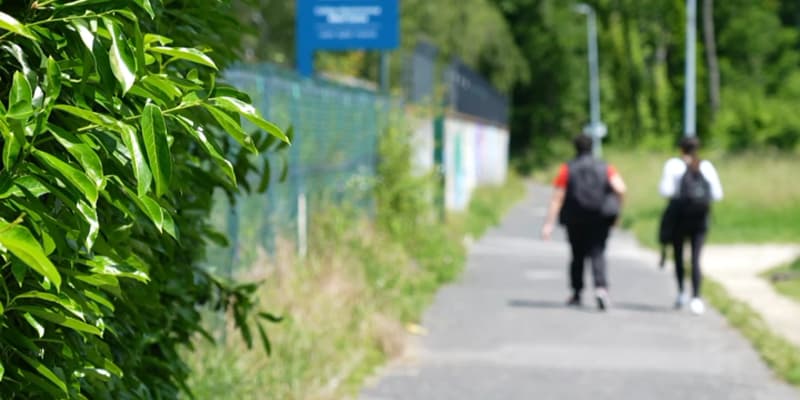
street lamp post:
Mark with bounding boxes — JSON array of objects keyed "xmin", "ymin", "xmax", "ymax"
[
  {"xmin": 684, "ymin": 0, "xmax": 697, "ymax": 138},
  {"xmin": 575, "ymin": 3, "xmax": 606, "ymax": 156}
]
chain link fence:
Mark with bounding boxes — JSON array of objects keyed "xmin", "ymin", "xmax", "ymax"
[{"xmin": 204, "ymin": 64, "xmax": 394, "ymax": 277}]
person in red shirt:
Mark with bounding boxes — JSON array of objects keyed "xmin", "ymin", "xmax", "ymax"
[{"xmin": 541, "ymin": 135, "xmax": 626, "ymax": 310}]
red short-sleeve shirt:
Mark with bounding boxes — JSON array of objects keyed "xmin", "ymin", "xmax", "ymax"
[{"xmin": 553, "ymin": 163, "xmax": 619, "ymax": 189}]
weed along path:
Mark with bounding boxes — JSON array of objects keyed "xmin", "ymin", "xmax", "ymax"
[{"xmin": 359, "ymin": 183, "xmax": 799, "ymax": 400}]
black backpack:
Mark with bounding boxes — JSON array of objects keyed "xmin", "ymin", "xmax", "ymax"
[
  {"xmin": 559, "ymin": 155, "xmax": 618, "ymax": 224},
  {"xmin": 678, "ymin": 162, "xmax": 712, "ymax": 217}
]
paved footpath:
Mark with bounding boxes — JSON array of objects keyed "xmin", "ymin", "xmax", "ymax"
[
  {"xmin": 704, "ymin": 244, "xmax": 800, "ymax": 347},
  {"xmin": 360, "ymin": 184, "xmax": 799, "ymax": 400}
]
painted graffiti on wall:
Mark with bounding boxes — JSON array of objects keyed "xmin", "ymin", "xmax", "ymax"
[{"xmin": 411, "ymin": 115, "xmax": 510, "ymax": 212}]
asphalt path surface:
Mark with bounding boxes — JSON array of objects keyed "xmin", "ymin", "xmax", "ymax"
[{"xmin": 360, "ymin": 184, "xmax": 799, "ymax": 400}]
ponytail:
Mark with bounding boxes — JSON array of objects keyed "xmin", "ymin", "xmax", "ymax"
[{"xmin": 688, "ymin": 154, "xmax": 701, "ymax": 172}]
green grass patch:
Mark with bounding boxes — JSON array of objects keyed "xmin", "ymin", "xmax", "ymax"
[
  {"xmin": 762, "ymin": 258, "xmax": 800, "ymax": 305},
  {"xmin": 184, "ymin": 177, "xmax": 526, "ymax": 400},
  {"xmin": 705, "ymin": 279, "xmax": 800, "ymax": 385}
]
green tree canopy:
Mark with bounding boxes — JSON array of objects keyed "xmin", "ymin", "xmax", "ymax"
[{"xmin": 498, "ymin": 0, "xmax": 800, "ymax": 164}]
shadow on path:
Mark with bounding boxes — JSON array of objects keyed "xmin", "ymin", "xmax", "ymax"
[
  {"xmin": 507, "ymin": 299, "xmax": 593, "ymax": 313},
  {"xmin": 508, "ymin": 299, "xmax": 674, "ymax": 314}
]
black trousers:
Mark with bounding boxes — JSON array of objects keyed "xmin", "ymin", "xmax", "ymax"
[
  {"xmin": 673, "ymin": 227, "xmax": 707, "ymax": 298},
  {"xmin": 566, "ymin": 219, "xmax": 613, "ymax": 293}
]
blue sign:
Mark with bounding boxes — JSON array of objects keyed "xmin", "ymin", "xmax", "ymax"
[{"xmin": 296, "ymin": 0, "xmax": 399, "ymax": 76}]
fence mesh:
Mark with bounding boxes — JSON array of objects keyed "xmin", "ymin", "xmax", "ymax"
[{"xmin": 204, "ymin": 64, "xmax": 394, "ymax": 277}]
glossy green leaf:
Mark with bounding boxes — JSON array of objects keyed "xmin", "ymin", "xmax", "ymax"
[
  {"xmin": 70, "ymin": 19, "xmax": 94, "ymax": 50},
  {"xmin": 0, "ymin": 12, "xmax": 37, "ymax": 41},
  {"xmin": 133, "ymin": 17, "xmax": 146, "ymax": 83},
  {"xmin": 140, "ymin": 74, "xmax": 182, "ymax": 100},
  {"xmin": 115, "ymin": 182, "xmax": 164, "ymax": 233},
  {"xmin": 0, "ymin": 360, "xmax": 4, "ymax": 382},
  {"xmin": 1, "ymin": 42, "xmax": 32, "ymax": 78},
  {"xmin": 119, "ymin": 123, "xmax": 153, "ymax": 196},
  {"xmin": 0, "ymin": 119, "xmax": 23, "ymax": 169},
  {"xmin": 148, "ymin": 46, "xmax": 217, "ymax": 70},
  {"xmin": 32, "ymin": 150, "xmax": 99, "ymax": 205},
  {"xmin": 0, "ymin": 219, "xmax": 61, "ymax": 290},
  {"xmin": 8, "ymin": 71, "xmax": 33, "ymax": 120},
  {"xmin": 278, "ymin": 125, "xmax": 293, "ymax": 151},
  {"xmin": 172, "ymin": 115, "xmax": 235, "ymax": 183},
  {"xmin": 143, "ymin": 33, "xmax": 172, "ymax": 46},
  {"xmin": 74, "ymin": 274, "xmax": 121, "ymax": 296},
  {"xmin": 203, "ymin": 104, "xmax": 257, "ymax": 153},
  {"xmin": 15, "ymin": 369, "xmax": 64, "ymax": 398},
  {"xmin": 54, "ymin": 104, "xmax": 118, "ymax": 127},
  {"xmin": 129, "ymin": 83, "xmax": 170, "ymax": 105},
  {"xmin": 0, "ymin": 175, "xmax": 49, "ymax": 199},
  {"xmin": 18, "ymin": 307, "xmax": 102, "ymax": 336},
  {"xmin": 23, "ymin": 312, "xmax": 45, "ymax": 338},
  {"xmin": 16, "ymin": 351, "xmax": 68, "ymax": 394},
  {"xmin": 212, "ymin": 96, "xmax": 289, "ymax": 143},
  {"xmin": 77, "ymin": 200, "xmax": 100, "ymax": 250},
  {"xmin": 141, "ymin": 104, "xmax": 172, "ymax": 197},
  {"xmin": 14, "ymin": 291, "xmax": 83, "ymax": 319},
  {"xmin": 134, "ymin": 0, "xmax": 155, "ymax": 19},
  {"xmin": 84, "ymin": 255, "xmax": 150, "ymax": 283},
  {"xmin": 48, "ymin": 125, "xmax": 104, "ymax": 188},
  {"xmin": 162, "ymin": 209, "xmax": 178, "ymax": 240},
  {"xmin": 103, "ymin": 17, "xmax": 137, "ymax": 93},
  {"xmin": 86, "ymin": 354, "xmax": 123, "ymax": 379},
  {"xmin": 11, "ymin": 260, "xmax": 26, "ymax": 287},
  {"xmin": 138, "ymin": 195, "xmax": 164, "ymax": 233},
  {"xmin": 82, "ymin": 289, "xmax": 114, "ymax": 312},
  {"xmin": 43, "ymin": 58, "xmax": 62, "ymax": 108}
]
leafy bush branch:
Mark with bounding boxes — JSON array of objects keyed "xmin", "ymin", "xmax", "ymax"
[{"xmin": 0, "ymin": 0, "xmax": 284, "ymax": 398}]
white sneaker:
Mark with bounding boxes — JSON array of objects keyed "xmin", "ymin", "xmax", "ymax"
[
  {"xmin": 675, "ymin": 292, "xmax": 689, "ymax": 309},
  {"xmin": 690, "ymin": 298, "xmax": 705, "ymax": 315},
  {"xmin": 595, "ymin": 288, "xmax": 610, "ymax": 311}
]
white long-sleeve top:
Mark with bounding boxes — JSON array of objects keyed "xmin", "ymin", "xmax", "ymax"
[{"xmin": 659, "ymin": 157, "xmax": 724, "ymax": 201}]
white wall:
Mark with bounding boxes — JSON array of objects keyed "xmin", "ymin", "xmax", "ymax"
[
  {"xmin": 407, "ymin": 114, "xmax": 510, "ymax": 212},
  {"xmin": 442, "ymin": 116, "xmax": 510, "ymax": 212}
]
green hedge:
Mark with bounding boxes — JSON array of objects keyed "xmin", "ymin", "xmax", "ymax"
[{"xmin": 0, "ymin": 1, "xmax": 282, "ymax": 397}]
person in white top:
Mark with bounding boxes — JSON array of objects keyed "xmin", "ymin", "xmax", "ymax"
[{"xmin": 658, "ymin": 137, "xmax": 723, "ymax": 315}]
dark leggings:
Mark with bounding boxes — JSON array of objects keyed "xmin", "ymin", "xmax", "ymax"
[
  {"xmin": 673, "ymin": 230, "xmax": 706, "ymax": 297},
  {"xmin": 566, "ymin": 221, "xmax": 612, "ymax": 293}
]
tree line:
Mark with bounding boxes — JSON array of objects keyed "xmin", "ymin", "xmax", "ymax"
[
  {"xmin": 498, "ymin": 0, "xmax": 800, "ymax": 166},
  {"xmin": 232, "ymin": 0, "xmax": 800, "ymax": 164}
]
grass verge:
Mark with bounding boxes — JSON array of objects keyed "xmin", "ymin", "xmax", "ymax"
[
  {"xmin": 762, "ymin": 258, "xmax": 800, "ymax": 304},
  {"xmin": 184, "ymin": 174, "xmax": 526, "ymax": 400},
  {"xmin": 705, "ymin": 279, "xmax": 800, "ymax": 385}
]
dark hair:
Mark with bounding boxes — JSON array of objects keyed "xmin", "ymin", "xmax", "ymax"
[
  {"xmin": 679, "ymin": 137, "xmax": 700, "ymax": 155},
  {"xmin": 573, "ymin": 134, "xmax": 593, "ymax": 155}
]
